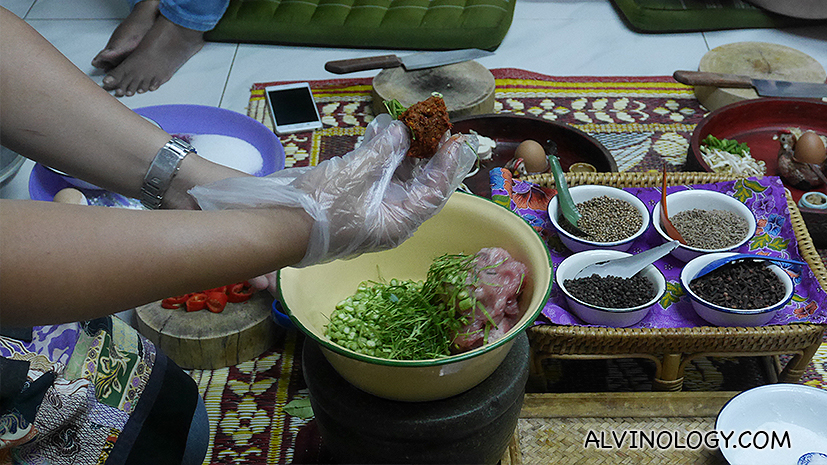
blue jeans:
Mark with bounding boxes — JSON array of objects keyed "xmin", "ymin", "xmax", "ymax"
[
  {"xmin": 129, "ymin": 0, "xmax": 230, "ymax": 32},
  {"xmin": 182, "ymin": 394, "xmax": 209, "ymax": 465}
]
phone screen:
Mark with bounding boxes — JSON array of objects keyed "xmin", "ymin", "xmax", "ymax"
[{"xmin": 267, "ymin": 86, "xmax": 319, "ymax": 126}]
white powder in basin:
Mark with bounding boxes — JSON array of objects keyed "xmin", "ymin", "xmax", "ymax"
[{"xmin": 189, "ymin": 134, "xmax": 263, "ymax": 175}]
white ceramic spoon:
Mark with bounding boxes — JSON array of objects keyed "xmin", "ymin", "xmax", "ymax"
[{"xmin": 574, "ymin": 240, "xmax": 680, "ymax": 279}]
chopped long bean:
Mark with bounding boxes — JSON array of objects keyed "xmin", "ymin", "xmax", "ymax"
[{"xmin": 325, "ymin": 253, "xmax": 495, "ymax": 360}]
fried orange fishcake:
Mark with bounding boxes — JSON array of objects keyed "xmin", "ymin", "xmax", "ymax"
[{"xmin": 397, "ymin": 95, "xmax": 452, "ymax": 159}]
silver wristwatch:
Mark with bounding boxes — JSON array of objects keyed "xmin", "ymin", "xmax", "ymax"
[{"xmin": 140, "ymin": 137, "xmax": 196, "ymax": 209}]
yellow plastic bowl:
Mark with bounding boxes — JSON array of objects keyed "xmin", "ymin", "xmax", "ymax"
[{"xmin": 277, "ymin": 192, "xmax": 552, "ymax": 402}]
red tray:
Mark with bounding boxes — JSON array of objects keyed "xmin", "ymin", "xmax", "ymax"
[
  {"xmin": 451, "ymin": 114, "xmax": 617, "ymax": 197},
  {"xmin": 685, "ymin": 98, "xmax": 827, "ymax": 247},
  {"xmin": 687, "ymin": 98, "xmax": 827, "ymax": 201}
]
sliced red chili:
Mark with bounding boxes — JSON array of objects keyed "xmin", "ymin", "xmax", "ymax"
[
  {"xmin": 227, "ymin": 281, "xmax": 255, "ymax": 303},
  {"xmin": 206, "ymin": 292, "xmax": 228, "ymax": 313},
  {"xmin": 205, "ymin": 285, "xmax": 228, "ymax": 295},
  {"xmin": 161, "ymin": 294, "xmax": 190, "ymax": 309},
  {"xmin": 186, "ymin": 293, "xmax": 208, "ymax": 312}
]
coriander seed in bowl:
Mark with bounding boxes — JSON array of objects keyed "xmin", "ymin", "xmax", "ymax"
[
  {"xmin": 560, "ymin": 195, "xmax": 642, "ymax": 242},
  {"xmin": 548, "ymin": 185, "xmax": 650, "ymax": 253}
]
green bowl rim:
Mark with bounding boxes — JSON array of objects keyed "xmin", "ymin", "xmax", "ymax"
[{"xmin": 276, "ymin": 191, "xmax": 553, "ymax": 367}]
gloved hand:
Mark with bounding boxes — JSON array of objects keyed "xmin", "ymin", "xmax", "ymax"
[{"xmin": 189, "ymin": 114, "xmax": 478, "ymax": 269}]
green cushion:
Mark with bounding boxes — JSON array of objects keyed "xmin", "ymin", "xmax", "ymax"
[
  {"xmin": 204, "ymin": 0, "xmax": 514, "ymax": 50},
  {"xmin": 611, "ymin": 0, "xmax": 818, "ymax": 32}
]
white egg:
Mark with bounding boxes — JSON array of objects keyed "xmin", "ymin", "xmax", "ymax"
[{"xmin": 53, "ymin": 188, "xmax": 88, "ymax": 205}]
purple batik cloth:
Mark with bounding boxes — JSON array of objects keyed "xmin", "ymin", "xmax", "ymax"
[{"xmin": 489, "ymin": 169, "xmax": 827, "ymax": 328}]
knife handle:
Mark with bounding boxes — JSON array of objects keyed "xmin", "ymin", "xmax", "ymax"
[
  {"xmin": 325, "ymin": 55, "xmax": 404, "ymax": 74},
  {"xmin": 673, "ymin": 70, "xmax": 753, "ymax": 88}
]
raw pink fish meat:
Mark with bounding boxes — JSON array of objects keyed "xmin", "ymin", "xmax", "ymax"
[{"xmin": 452, "ymin": 247, "xmax": 528, "ymax": 352}]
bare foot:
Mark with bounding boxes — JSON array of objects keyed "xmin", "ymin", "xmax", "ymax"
[
  {"xmin": 101, "ymin": 15, "xmax": 204, "ymax": 97},
  {"xmin": 92, "ymin": 0, "xmax": 160, "ymax": 70}
]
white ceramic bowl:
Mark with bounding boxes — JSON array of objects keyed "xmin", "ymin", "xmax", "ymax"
[
  {"xmin": 277, "ymin": 192, "xmax": 553, "ymax": 402},
  {"xmin": 548, "ymin": 185, "xmax": 650, "ymax": 253},
  {"xmin": 653, "ymin": 189, "xmax": 756, "ymax": 263},
  {"xmin": 716, "ymin": 384, "xmax": 827, "ymax": 465},
  {"xmin": 556, "ymin": 249, "xmax": 665, "ymax": 327},
  {"xmin": 680, "ymin": 252, "xmax": 794, "ymax": 327}
]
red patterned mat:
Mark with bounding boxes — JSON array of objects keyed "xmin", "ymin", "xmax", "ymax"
[
  {"xmin": 248, "ymin": 68, "xmax": 703, "ymax": 172},
  {"xmin": 185, "ymin": 69, "xmax": 826, "ymax": 464}
]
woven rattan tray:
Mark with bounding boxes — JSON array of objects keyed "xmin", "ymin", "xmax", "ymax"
[
  {"xmin": 502, "ymin": 391, "xmax": 736, "ymax": 464},
  {"xmin": 523, "ymin": 172, "xmax": 827, "ymax": 391}
]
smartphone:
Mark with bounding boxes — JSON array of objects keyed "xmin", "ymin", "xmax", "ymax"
[{"xmin": 264, "ymin": 82, "xmax": 323, "ymax": 135}]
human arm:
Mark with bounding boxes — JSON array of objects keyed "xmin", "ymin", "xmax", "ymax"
[
  {"xmin": 0, "ymin": 7, "xmax": 295, "ymax": 325},
  {"xmin": 0, "ymin": 123, "xmax": 475, "ymax": 326},
  {"xmin": 0, "ymin": 7, "xmax": 244, "ymax": 209},
  {"xmin": 0, "ymin": 7, "xmax": 476, "ymax": 325},
  {"xmin": 0, "ymin": 199, "xmax": 312, "ymax": 326}
]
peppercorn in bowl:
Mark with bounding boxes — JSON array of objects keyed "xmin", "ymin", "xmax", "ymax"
[
  {"xmin": 555, "ymin": 249, "xmax": 666, "ymax": 327},
  {"xmin": 653, "ymin": 188, "xmax": 756, "ymax": 263},
  {"xmin": 548, "ymin": 185, "xmax": 650, "ymax": 253},
  {"xmin": 680, "ymin": 252, "xmax": 794, "ymax": 327},
  {"xmin": 277, "ymin": 192, "xmax": 553, "ymax": 402}
]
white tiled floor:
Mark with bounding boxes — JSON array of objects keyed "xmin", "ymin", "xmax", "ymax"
[{"xmin": 2, "ymin": 0, "xmax": 826, "ymax": 199}]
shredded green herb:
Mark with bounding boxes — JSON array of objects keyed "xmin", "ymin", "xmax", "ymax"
[
  {"xmin": 324, "ymin": 253, "xmax": 497, "ymax": 360},
  {"xmin": 702, "ymin": 134, "xmax": 750, "ymax": 157}
]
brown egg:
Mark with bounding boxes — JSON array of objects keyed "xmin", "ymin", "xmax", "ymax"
[
  {"xmin": 794, "ymin": 131, "xmax": 827, "ymax": 164},
  {"xmin": 514, "ymin": 140, "xmax": 548, "ymax": 173}
]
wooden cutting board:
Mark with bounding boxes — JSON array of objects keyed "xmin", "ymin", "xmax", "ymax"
[
  {"xmin": 693, "ymin": 42, "xmax": 826, "ymax": 111},
  {"xmin": 371, "ymin": 60, "xmax": 495, "ymax": 118},
  {"xmin": 136, "ymin": 291, "xmax": 277, "ymax": 369}
]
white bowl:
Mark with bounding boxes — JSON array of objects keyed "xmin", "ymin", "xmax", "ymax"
[
  {"xmin": 653, "ymin": 189, "xmax": 756, "ymax": 263},
  {"xmin": 556, "ymin": 249, "xmax": 665, "ymax": 327},
  {"xmin": 680, "ymin": 252, "xmax": 794, "ymax": 327},
  {"xmin": 548, "ymin": 185, "xmax": 650, "ymax": 253},
  {"xmin": 716, "ymin": 384, "xmax": 827, "ymax": 465}
]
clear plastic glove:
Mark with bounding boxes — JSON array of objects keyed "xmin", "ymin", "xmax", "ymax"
[{"xmin": 189, "ymin": 114, "xmax": 478, "ymax": 270}]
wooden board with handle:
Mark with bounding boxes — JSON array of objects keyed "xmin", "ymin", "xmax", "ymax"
[
  {"xmin": 693, "ymin": 42, "xmax": 826, "ymax": 111},
  {"xmin": 371, "ymin": 60, "xmax": 495, "ymax": 118}
]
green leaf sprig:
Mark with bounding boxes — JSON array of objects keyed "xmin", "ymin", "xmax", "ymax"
[{"xmin": 384, "ymin": 99, "xmax": 407, "ymax": 119}]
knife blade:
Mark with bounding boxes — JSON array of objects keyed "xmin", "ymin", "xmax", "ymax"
[
  {"xmin": 673, "ymin": 70, "xmax": 827, "ymax": 99},
  {"xmin": 325, "ymin": 49, "xmax": 494, "ymax": 75}
]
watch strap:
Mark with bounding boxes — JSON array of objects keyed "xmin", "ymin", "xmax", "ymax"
[{"xmin": 140, "ymin": 137, "xmax": 196, "ymax": 209}]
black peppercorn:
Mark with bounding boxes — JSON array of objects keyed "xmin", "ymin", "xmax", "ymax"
[{"xmin": 564, "ymin": 274, "xmax": 655, "ymax": 309}]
